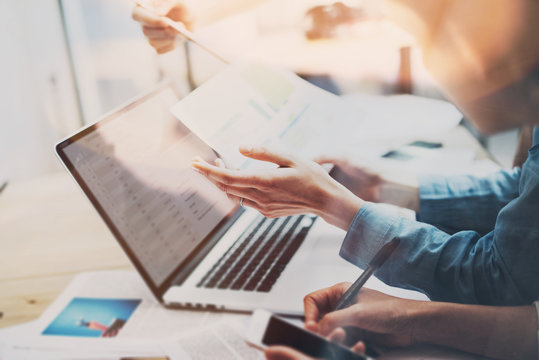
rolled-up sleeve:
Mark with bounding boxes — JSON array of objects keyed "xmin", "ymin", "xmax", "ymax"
[
  {"xmin": 340, "ymin": 201, "xmax": 529, "ymax": 305},
  {"xmin": 341, "ymin": 132, "xmax": 539, "ymax": 306},
  {"xmin": 416, "ymin": 168, "xmax": 520, "ymax": 235}
]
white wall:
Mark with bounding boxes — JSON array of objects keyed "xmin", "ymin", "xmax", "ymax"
[{"xmin": 0, "ymin": 0, "xmax": 81, "ymax": 182}]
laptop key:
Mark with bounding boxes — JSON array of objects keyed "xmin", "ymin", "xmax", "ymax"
[
  {"xmin": 243, "ymin": 216, "xmax": 304, "ymax": 291},
  {"xmin": 199, "ymin": 216, "xmax": 265, "ymax": 288},
  {"xmin": 217, "ymin": 218, "xmax": 279, "ymax": 289},
  {"xmin": 198, "ymin": 214, "xmax": 314, "ymax": 293},
  {"xmin": 256, "ymin": 227, "xmax": 310, "ymax": 292},
  {"xmin": 196, "ymin": 219, "xmax": 260, "ymax": 287}
]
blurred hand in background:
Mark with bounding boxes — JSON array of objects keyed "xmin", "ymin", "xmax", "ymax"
[{"xmin": 132, "ymin": 0, "xmax": 193, "ymax": 53}]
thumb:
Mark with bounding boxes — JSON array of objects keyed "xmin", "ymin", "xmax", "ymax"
[
  {"xmin": 313, "ymin": 155, "xmax": 336, "ymax": 164},
  {"xmin": 239, "ymin": 145, "xmax": 295, "ymax": 167},
  {"xmin": 313, "ymin": 155, "xmax": 345, "ymax": 167},
  {"xmin": 351, "ymin": 341, "xmax": 366, "ymax": 354},
  {"xmin": 319, "ymin": 306, "xmax": 364, "ymax": 335}
]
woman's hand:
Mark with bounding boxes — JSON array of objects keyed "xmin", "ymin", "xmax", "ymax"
[
  {"xmin": 316, "ymin": 155, "xmax": 420, "ymax": 211},
  {"xmin": 192, "ymin": 146, "xmax": 363, "ymax": 230},
  {"xmin": 315, "ymin": 156, "xmax": 383, "ymax": 202},
  {"xmin": 264, "ymin": 283, "xmax": 420, "ymax": 360},
  {"xmin": 132, "ymin": 0, "xmax": 193, "ymax": 54},
  {"xmin": 304, "ymin": 284, "xmax": 420, "ymax": 349}
]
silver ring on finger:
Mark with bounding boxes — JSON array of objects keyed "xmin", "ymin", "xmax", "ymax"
[{"xmin": 240, "ymin": 197, "xmax": 244, "ymax": 207}]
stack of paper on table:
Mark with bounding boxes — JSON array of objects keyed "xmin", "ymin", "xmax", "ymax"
[{"xmin": 0, "ymin": 271, "xmax": 261, "ymax": 360}]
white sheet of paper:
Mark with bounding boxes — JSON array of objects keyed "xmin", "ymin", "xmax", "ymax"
[
  {"xmin": 340, "ymin": 93, "xmax": 463, "ymax": 149},
  {"xmin": 2, "ymin": 342, "xmax": 170, "ymax": 360},
  {"xmin": 170, "ymin": 62, "xmax": 366, "ymax": 169},
  {"xmin": 32, "ymin": 271, "xmax": 243, "ymax": 341},
  {"xmin": 0, "ymin": 271, "xmax": 246, "ymax": 360},
  {"xmin": 163, "ymin": 320, "xmax": 264, "ymax": 360},
  {"xmin": 170, "ymin": 64, "xmax": 463, "ymax": 170}
]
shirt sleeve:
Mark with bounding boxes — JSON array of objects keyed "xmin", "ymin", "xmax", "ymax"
[
  {"xmin": 341, "ymin": 140, "xmax": 539, "ymax": 305},
  {"xmin": 416, "ymin": 168, "xmax": 520, "ymax": 235},
  {"xmin": 340, "ymin": 199, "xmax": 536, "ymax": 305}
]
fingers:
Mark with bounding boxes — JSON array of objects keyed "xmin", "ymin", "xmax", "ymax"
[
  {"xmin": 328, "ymin": 331, "xmax": 367, "ymax": 356},
  {"xmin": 319, "ymin": 305, "xmax": 367, "ymax": 336},
  {"xmin": 214, "ymin": 183, "xmax": 306, "ymax": 217},
  {"xmin": 210, "ymin": 158, "xmax": 252, "ymax": 204},
  {"xmin": 327, "ymin": 327, "xmax": 346, "ymax": 344},
  {"xmin": 192, "ymin": 157, "xmax": 268, "ymax": 188},
  {"xmin": 142, "ymin": 25, "xmax": 176, "ymax": 39},
  {"xmin": 214, "ymin": 158, "xmax": 226, "ymax": 168},
  {"xmin": 165, "ymin": 3, "xmax": 193, "ymax": 28},
  {"xmin": 304, "ymin": 282, "xmax": 351, "ymax": 327},
  {"xmin": 351, "ymin": 341, "xmax": 366, "ymax": 354},
  {"xmin": 194, "ymin": 158, "xmax": 270, "ymax": 210},
  {"xmin": 148, "ymin": 38, "xmax": 177, "ymax": 54},
  {"xmin": 313, "ymin": 155, "xmax": 341, "ymax": 166},
  {"xmin": 213, "ymin": 182, "xmax": 258, "ymax": 202},
  {"xmin": 133, "ymin": 4, "xmax": 183, "ymax": 53},
  {"xmin": 265, "ymin": 346, "xmax": 314, "ymax": 360},
  {"xmin": 240, "ymin": 145, "xmax": 295, "ymax": 168},
  {"xmin": 132, "ymin": 5, "xmax": 167, "ymax": 27}
]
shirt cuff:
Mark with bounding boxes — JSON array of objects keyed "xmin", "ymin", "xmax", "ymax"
[
  {"xmin": 416, "ymin": 173, "xmax": 447, "ymax": 223},
  {"xmin": 339, "ymin": 202, "xmax": 401, "ymax": 269}
]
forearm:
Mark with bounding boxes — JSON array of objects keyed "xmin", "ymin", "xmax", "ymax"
[
  {"xmin": 417, "ymin": 170, "xmax": 520, "ymax": 235},
  {"xmin": 378, "ymin": 172, "xmax": 420, "ymax": 212},
  {"xmin": 414, "ymin": 302, "xmax": 537, "ymax": 360},
  {"xmin": 341, "ymin": 201, "xmax": 533, "ymax": 305},
  {"xmin": 319, "ymin": 181, "xmax": 364, "ymax": 231}
]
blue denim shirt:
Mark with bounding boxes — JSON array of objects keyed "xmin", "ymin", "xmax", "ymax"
[{"xmin": 340, "ymin": 127, "xmax": 539, "ymax": 305}]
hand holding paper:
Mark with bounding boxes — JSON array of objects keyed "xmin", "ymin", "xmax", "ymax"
[{"xmin": 192, "ymin": 145, "xmax": 363, "ymax": 231}]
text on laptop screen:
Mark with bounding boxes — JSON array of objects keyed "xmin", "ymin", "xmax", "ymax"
[{"xmin": 61, "ymin": 87, "xmax": 236, "ymax": 287}]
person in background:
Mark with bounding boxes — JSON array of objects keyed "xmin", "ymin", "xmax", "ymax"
[{"xmin": 133, "ymin": 1, "xmax": 539, "ymax": 358}]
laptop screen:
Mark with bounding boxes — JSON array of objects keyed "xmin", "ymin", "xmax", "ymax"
[{"xmin": 56, "ymin": 84, "xmax": 237, "ymax": 293}]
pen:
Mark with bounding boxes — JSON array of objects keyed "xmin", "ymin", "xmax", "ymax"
[
  {"xmin": 134, "ymin": 1, "xmax": 230, "ymax": 64},
  {"xmin": 334, "ymin": 237, "xmax": 400, "ymax": 310}
]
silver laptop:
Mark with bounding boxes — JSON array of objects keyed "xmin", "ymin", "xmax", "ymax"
[{"xmin": 55, "ymin": 83, "xmax": 358, "ymax": 315}]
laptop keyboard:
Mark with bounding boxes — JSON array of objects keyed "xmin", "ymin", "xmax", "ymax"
[{"xmin": 196, "ymin": 214, "xmax": 316, "ymax": 293}]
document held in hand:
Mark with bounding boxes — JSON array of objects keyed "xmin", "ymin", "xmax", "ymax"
[{"xmin": 170, "ymin": 62, "xmax": 361, "ymax": 169}]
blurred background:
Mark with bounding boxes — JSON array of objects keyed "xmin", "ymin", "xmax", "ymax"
[{"xmin": 0, "ymin": 0, "xmax": 519, "ymax": 185}]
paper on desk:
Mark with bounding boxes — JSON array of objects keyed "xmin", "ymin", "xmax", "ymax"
[
  {"xmin": 170, "ymin": 62, "xmax": 366, "ymax": 169},
  {"xmin": 163, "ymin": 320, "xmax": 264, "ymax": 360},
  {"xmin": 340, "ymin": 94, "xmax": 463, "ymax": 149},
  {"xmin": 33, "ymin": 271, "xmax": 240, "ymax": 340},
  {"xmin": 2, "ymin": 341, "xmax": 169, "ymax": 360},
  {"xmin": 0, "ymin": 322, "xmax": 38, "ymax": 360},
  {"xmin": 1, "ymin": 271, "xmax": 249, "ymax": 359}
]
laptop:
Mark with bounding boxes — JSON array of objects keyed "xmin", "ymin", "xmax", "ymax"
[{"xmin": 55, "ymin": 83, "xmax": 359, "ymax": 315}]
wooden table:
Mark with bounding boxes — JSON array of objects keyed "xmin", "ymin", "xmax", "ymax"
[
  {"xmin": 0, "ymin": 124, "xmax": 491, "ymax": 329},
  {"xmin": 0, "ymin": 172, "xmax": 131, "ymax": 328}
]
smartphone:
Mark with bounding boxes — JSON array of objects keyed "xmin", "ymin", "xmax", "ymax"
[{"xmin": 246, "ymin": 309, "xmax": 367, "ymax": 360}]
